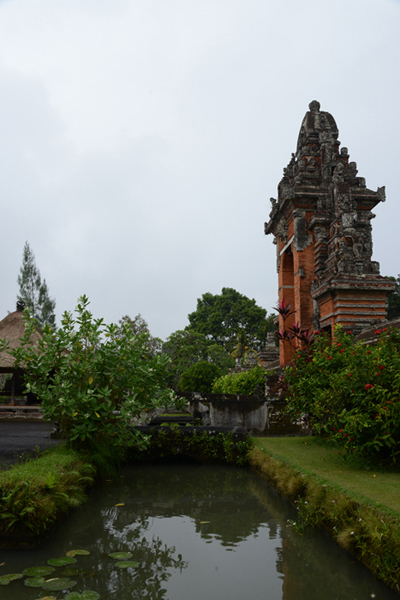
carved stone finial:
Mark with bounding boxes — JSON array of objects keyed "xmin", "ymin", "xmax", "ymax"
[
  {"xmin": 377, "ymin": 186, "xmax": 386, "ymax": 202},
  {"xmin": 309, "ymin": 100, "xmax": 320, "ymax": 112}
]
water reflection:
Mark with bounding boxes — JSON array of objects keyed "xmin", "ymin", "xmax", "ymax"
[{"xmin": 0, "ymin": 465, "xmax": 398, "ymax": 600}]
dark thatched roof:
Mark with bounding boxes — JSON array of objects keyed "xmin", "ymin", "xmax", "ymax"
[{"xmin": 0, "ymin": 309, "xmax": 42, "ymax": 371}]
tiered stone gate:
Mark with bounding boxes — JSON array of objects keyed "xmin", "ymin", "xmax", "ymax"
[{"xmin": 265, "ymin": 101, "xmax": 395, "ymax": 366}]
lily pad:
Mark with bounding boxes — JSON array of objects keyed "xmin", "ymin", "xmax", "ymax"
[
  {"xmin": 108, "ymin": 552, "xmax": 132, "ymax": 560},
  {"xmin": 64, "ymin": 592, "xmax": 100, "ymax": 600},
  {"xmin": 25, "ymin": 576, "xmax": 46, "ymax": 587},
  {"xmin": 115, "ymin": 561, "xmax": 139, "ymax": 569},
  {"xmin": 0, "ymin": 573, "xmax": 24, "ymax": 585},
  {"xmin": 81, "ymin": 592, "xmax": 100, "ymax": 600},
  {"xmin": 48, "ymin": 557, "xmax": 77, "ymax": 567},
  {"xmin": 23, "ymin": 566, "xmax": 55, "ymax": 577},
  {"xmin": 42, "ymin": 578, "xmax": 77, "ymax": 591},
  {"xmin": 37, "ymin": 596, "xmax": 57, "ymax": 600},
  {"xmin": 66, "ymin": 549, "xmax": 90, "ymax": 558}
]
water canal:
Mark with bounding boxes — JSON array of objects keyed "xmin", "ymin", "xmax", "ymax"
[{"xmin": 0, "ymin": 464, "xmax": 398, "ymax": 600}]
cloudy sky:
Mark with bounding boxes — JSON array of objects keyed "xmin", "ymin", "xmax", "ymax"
[{"xmin": 0, "ymin": 0, "xmax": 399, "ymax": 340}]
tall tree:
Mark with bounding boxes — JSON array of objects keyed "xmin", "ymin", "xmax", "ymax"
[
  {"xmin": 187, "ymin": 287, "xmax": 274, "ymax": 352},
  {"xmin": 17, "ymin": 241, "xmax": 56, "ymax": 329},
  {"xmin": 118, "ymin": 314, "xmax": 162, "ymax": 356},
  {"xmin": 162, "ymin": 329, "xmax": 234, "ymax": 389}
]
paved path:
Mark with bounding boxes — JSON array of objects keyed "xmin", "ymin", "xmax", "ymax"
[{"xmin": 0, "ymin": 422, "xmax": 61, "ymax": 468}]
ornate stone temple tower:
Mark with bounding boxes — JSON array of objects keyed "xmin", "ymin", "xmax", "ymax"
[{"xmin": 265, "ymin": 101, "xmax": 394, "ymax": 366}]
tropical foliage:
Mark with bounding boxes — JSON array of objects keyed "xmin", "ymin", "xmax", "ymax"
[
  {"xmin": 178, "ymin": 361, "xmax": 221, "ymax": 393},
  {"xmin": 187, "ymin": 287, "xmax": 274, "ymax": 352},
  {"xmin": 284, "ymin": 326, "xmax": 400, "ymax": 462},
  {"xmin": 213, "ymin": 366, "xmax": 266, "ymax": 395},
  {"xmin": 12, "ymin": 296, "xmax": 174, "ymax": 452},
  {"xmin": 118, "ymin": 314, "xmax": 162, "ymax": 356},
  {"xmin": 162, "ymin": 329, "xmax": 234, "ymax": 388}
]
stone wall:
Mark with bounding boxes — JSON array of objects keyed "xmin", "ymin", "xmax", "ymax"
[{"xmin": 176, "ymin": 377, "xmax": 304, "ymax": 435}]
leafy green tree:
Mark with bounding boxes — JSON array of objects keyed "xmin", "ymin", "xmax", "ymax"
[
  {"xmin": 12, "ymin": 296, "xmax": 174, "ymax": 453},
  {"xmin": 187, "ymin": 288, "xmax": 273, "ymax": 353},
  {"xmin": 17, "ymin": 241, "xmax": 56, "ymax": 329},
  {"xmin": 179, "ymin": 361, "xmax": 221, "ymax": 393},
  {"xmin": 207, "ymin": 343, "xmax": 235, "ymax": 372},
  {"xmin": 162, "ymin": 329, "xmax": 234, "ymax": 388},
  {"xmin": 118, "ymin": 314, "xmax": 162, "ymax": 356},
  {"xmin": 387, "ymin": 275, "xmax": 400, "ymax": 320}
]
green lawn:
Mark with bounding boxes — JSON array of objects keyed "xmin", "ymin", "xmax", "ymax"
[{"xmin": 253, "ymin": 436, "xmax": 400, "ymax": 518}]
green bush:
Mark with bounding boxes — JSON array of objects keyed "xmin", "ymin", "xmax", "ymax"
[
  {"xmin": 178, "ymin": 361, "xmax": 221, "ymax": 393},
  {"xmin": 284, "ymin": 325, "xmax": 400, "ymax": 462},
  {"xmin": 212, "ymin": 366, "xmax": 266, "ymax": 395},
  {"xmin": 12, "ymin": 295, "xmax": 175, "ymax": 453}
]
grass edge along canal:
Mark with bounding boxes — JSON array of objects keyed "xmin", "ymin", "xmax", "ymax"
[
  {"xmin": 0, "ymin": 444, "xmax": 95, "ymax": 548},
  {"xmin": 249, "ymin": 436, "xmax": 400, "ymax": 592}
]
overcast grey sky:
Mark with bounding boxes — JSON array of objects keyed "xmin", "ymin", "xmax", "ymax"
[{"xmin": 1, "ymin": 0, "xmax": 399, "ymax": 340}]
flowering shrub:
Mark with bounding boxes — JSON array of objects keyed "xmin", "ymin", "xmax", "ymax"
[
  {"xmin": 12, "ymin": 296, "xmax": 174, "ymax": 452},
  {"xmin": 212, "ymin": 366, "xmax": 266, "ymax": 395},
  {"xmin": 284, "ymin": 326, "xmax": 400, "ymax": 462}
]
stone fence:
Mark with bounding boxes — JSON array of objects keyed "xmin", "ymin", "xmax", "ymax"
[{"xmin": 176, "ymin": 373, "xmax": 305, "ymax": 435}]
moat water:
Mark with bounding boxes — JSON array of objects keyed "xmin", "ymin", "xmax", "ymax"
[{"xmin": 0, "ymin": 464, "xmax": 398, "ymax": 600}]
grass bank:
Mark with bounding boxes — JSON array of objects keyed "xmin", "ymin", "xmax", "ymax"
[
  {"xmin": 0, "ymin": 444, "xmax": 96, "ymax": 548},
  {"xmin": 249, "ymin": 436, "xmax": 400, "ymax": 592}
]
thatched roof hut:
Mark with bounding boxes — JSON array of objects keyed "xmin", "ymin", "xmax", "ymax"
[{"xmin": 0, "ymin": 305, "xmax": 42, "ymax": 373}]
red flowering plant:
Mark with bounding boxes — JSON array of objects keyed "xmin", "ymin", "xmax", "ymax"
[
  {"xmin": 283, "ymin": 325, "xmax": 400, "ymax": 463},
  {"xmin": 283, "ymin": 326, "xmax": 355, "ymax": 433}
]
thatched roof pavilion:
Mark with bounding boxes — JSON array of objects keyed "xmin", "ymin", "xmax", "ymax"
[
  {"xmin": 0, "ymin": 304, "xmax": 43, "ymax": 404},
  {"xmin": 0, "ymin": 304, "xmax": 42, "ymax": 373}
]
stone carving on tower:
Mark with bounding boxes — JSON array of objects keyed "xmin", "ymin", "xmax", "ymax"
[{"xmin": 265, "ymin": 101, "xmax": 395, "ymax": 366}]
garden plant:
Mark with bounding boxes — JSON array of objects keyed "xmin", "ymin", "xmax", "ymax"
[
  {"xmin": 178, "ymin": 360, "xmax": 221, "ymax": 393},
  {"xmin": 12, "ymin": 296, "xmax": 175, "ymax": 457},
  {"xmin": 283, "ymin": 325, "xmax": 400, "ymax": 463},
  {"xmin": 212, "ymin": 365, "xmax": 266, "ymax": 395}
]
